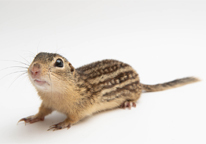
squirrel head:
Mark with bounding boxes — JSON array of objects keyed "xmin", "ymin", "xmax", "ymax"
[{"xmin": 28, "ymin": 52, "xmax": 76, "ymax": 93}]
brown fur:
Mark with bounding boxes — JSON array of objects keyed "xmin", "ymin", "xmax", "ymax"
[
  {"xmin": 142, "ymin": 77, "xmax": 200, "ymax": 92},
  {"xmin": 18, "ymin": 52, "xmax": 199, "ymax": 131}
]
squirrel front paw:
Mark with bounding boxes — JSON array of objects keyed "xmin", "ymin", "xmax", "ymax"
[
  {"xmin": 47, "ymin": 121, "xmax": 71, "ymax": 131},
  {"xmin": 18, "ymin": 115, "xmax": 44, "ymax": 125}
]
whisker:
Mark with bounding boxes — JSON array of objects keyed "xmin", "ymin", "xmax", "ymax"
[
  {"xmin": 0, "ymin": 66, "xmax": 28, "ymax": 72},
  {"xmin": 8, "ymin": 72, "xmax": 27, "ymax": 88},
  {"xmin": 0, "ymin": 71, "xmax": 27, "ymax": 81},
  {"xmin": 48, "ymin": 71, "xmax": 53, "ymax": 97},
  {"xmin": 0, "ymin": 60, "xmax": 30, "ymax": 67},
  {"xmin": 20, "ymin": 56, "xmax": 30, "ymax": 65},
  {"xmin": 50, "ymin": 73, "xmax": 69, "ymax": 82},
  {"xmin": 50, "ymin": 71, "xmax": 71, "ymax": 75},
  {"xmin": 36, "ymin": 39, "xmax": 42, "ymax": 54},
  {"xmin": 56, "ymin": 72, "xmax": 70, "ymax": 73},
  {"xmin": 50, "ymin": 73, "xmax": 72, "ymax": 82},
  {"xmin": 22, "ymin": 50, "xmax": 36, "ymax": 57},
  {"xmin": 50, "ymin": 73, "xmax": 61, "ymax": 80}
]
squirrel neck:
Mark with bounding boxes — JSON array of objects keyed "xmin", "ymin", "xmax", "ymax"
[{"xmin": 37, "ymin": 70, "xmax": 87, "ymax": 105}]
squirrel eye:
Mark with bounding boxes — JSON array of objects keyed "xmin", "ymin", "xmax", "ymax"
[{"xmin": 55, "ymin": 59, "xmax": 64, "ymax": 67}]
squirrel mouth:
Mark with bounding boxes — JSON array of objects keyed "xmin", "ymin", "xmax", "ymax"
[{"xmin": 34, "ymin": 79, "xmax": 49, "ymax": 86}]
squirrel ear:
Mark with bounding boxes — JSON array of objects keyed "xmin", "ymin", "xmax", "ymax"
[{"xmin": 68, "ymin": 63, "xmax": 75, "ymax": 73}]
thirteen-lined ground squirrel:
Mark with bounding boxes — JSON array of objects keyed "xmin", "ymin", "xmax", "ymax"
[{"xmin": 18, "ymin": 52, "xmax": 200, "ymax": 131}]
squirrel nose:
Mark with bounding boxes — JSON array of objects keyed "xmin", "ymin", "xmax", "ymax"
[{"xmin": 31, "ymin": 63, "xmax": 41, "ymax": 78}]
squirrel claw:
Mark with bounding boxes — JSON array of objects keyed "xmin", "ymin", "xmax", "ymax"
[
  {"xmin": 17, "ymin": 118, "xmax": 27, "ymax": 125},
  {"xmin": 17, "ymin": 116, "xmax": 44, "ymax": 125},
  {"xmin": 47, "ymin": 123, "xmax": 71, "ymax": 131},
  {"xmin": 120, "ymin": 101, "xmax": 136, "ymax": 109}
]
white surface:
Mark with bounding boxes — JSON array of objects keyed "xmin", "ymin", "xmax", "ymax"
[{"xmin": 0, "ymin": 0, "xmax": 206, "ymax": 144}]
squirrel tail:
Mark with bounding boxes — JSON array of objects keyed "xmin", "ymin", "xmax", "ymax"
[{"xmin": 141, "ymin": 77, "xmax": 200, "ymax": 92}]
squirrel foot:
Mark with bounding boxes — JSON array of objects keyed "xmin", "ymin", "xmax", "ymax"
[
  {"xmin": 120, "ymin": 101, "xmax": 136, "ymax": 109},
  {"xmin": 48, "ymin": 121, "xmax": 71, "ymax": 131},
  {"xmin": 18, "ymin": 116, "xmax": 44, "ymax": 125}
]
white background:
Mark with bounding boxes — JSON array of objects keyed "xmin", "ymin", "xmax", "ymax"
[{"xmin": 0, "ymin": 0, "xmax": 205, "ymax": 144}]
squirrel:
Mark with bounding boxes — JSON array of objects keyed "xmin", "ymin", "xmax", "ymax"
[{"xmin": 18, "ymin": 52, "xmax": 200, "ymax": 131}]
